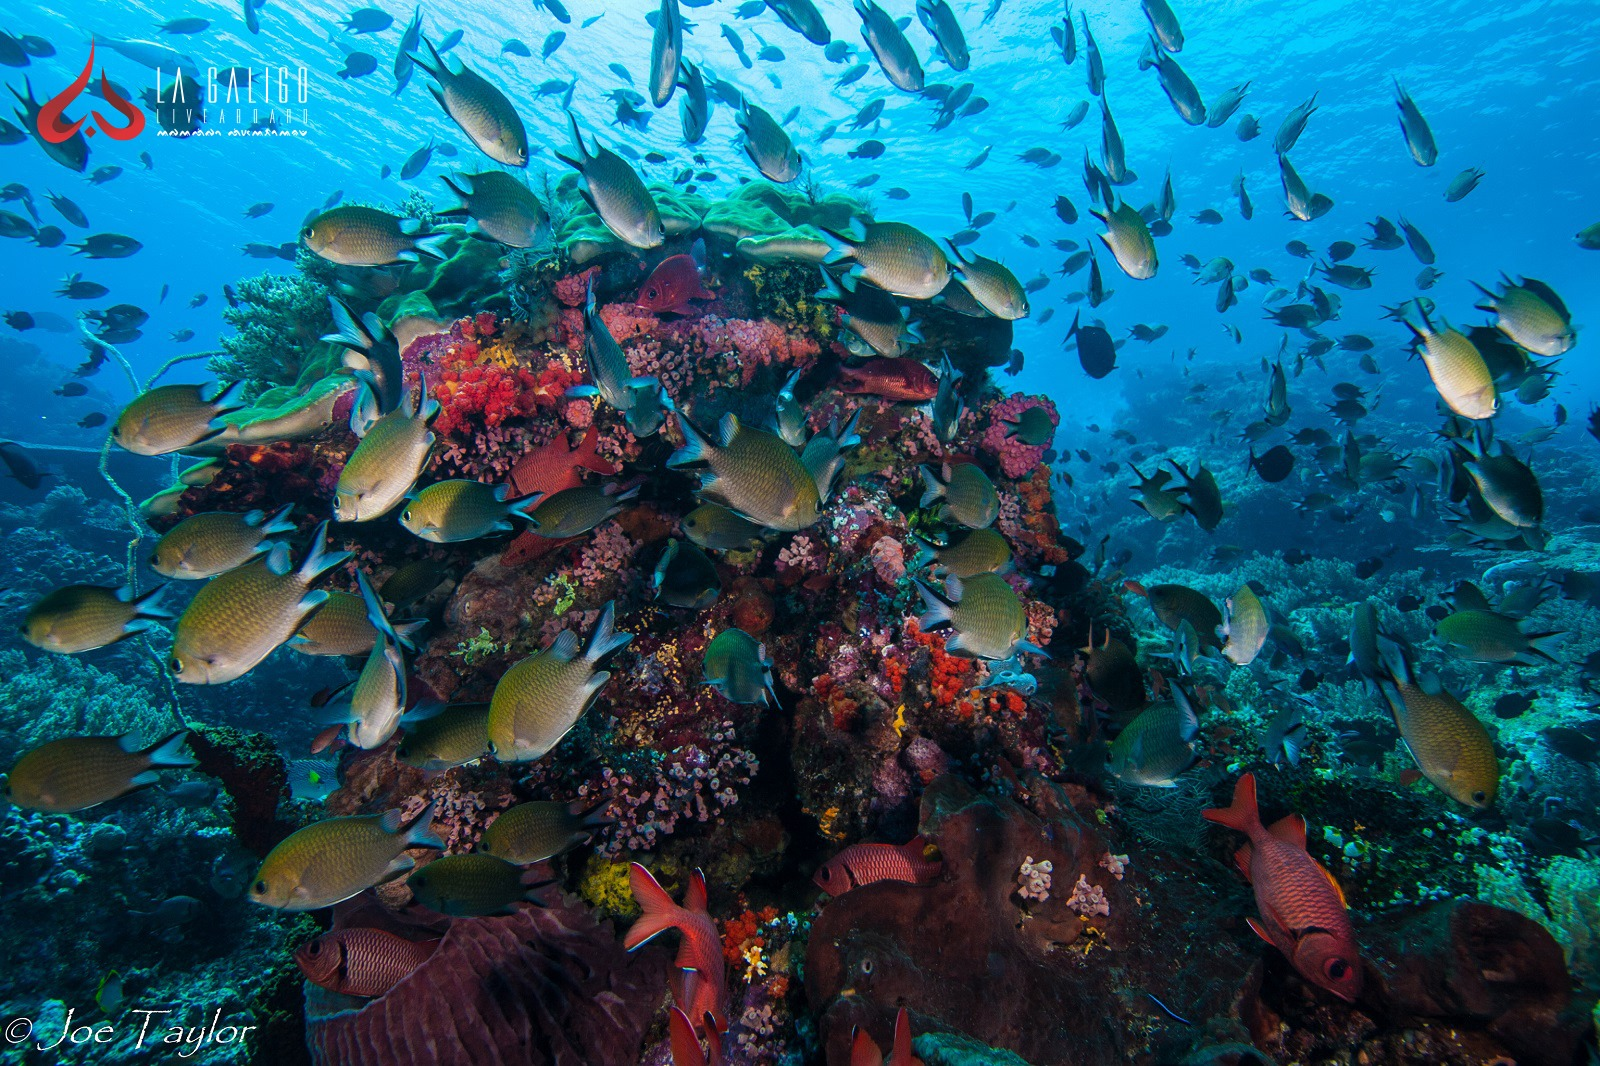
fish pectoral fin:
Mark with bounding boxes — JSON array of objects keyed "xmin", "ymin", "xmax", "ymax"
[
  {"xmin": 379, "ymin": 855, "xmax": 417, "ymax": 883},
  {"xmin": 1245, "ymin": 916, "xmax": 1277, "ymax": 947}
]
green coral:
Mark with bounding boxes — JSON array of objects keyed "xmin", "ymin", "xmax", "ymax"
[
  {"xmin": 1475, "ymin": 856, "xmax": 1600, "ymax": 993},
  {"xmin": 212, "ymin": 269, "xmax": 334, "ymax": 399},
  {"xmin": 450, "ymin": 627, "xmax": 504, "ymax": 666},
  {"xmin": 912, "ymin": 1031, "xmax": 1033, "ymax": 1065}
]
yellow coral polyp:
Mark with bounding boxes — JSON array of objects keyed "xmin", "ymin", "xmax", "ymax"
[
  {"xmin": 577, "ymin": 857, "xmax": 640, "ymax": 921},
  {"xmin": 477, "ymin": 336, "xmax": 520, "ymax": 370}
]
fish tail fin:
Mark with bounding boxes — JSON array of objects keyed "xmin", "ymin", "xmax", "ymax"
[
  {"xmin": 849, "ymin": 1028, "xmax": 882, "ymax": 1066},
  {"xmin": 912, "ymin": 578, "xmax": 952, "ymax": 631},
  {"xmin": 354, "ymin": 570, "xmax": 397, "ymax": 641},
  {"xmin": 400, "ymin": 800, "xmax": 445, "ymax": 849},
  {"xmin": 321, "ymin": 295, "xmax": 372, "ymax": 350},
  {"xmin": 667, "ymin": 415, "xmax": 711, "ymax": 468},
  {"xmin": 1526, "ymin": 631, "xmax": 1564, "ymax": 663},
  {"xmin": 893, "ymin": 1007, "xmax": 914, "ymax": 1060},
  {"xmin": 1376, "ymin": 634, "xmax": 1411, "ymax": 683},
  {"xmin": 140, "ymin": 730, "xmax": 196, "ymax": 769},
  {"xmin": 298, "ymin": 520, "xmax": 354, "ymax": 582},
  {"xmin": 507, "ymin": 491, "xmax": 545, "ymax": 522},
  {"xmin": 259, "ymin": 503, "xmax": 297, "ymax": 536},
  {"xmin": 918, "ymin": 464, "xmax": 945, "ymax": 506},
  {"xmin": 1201, "ymin": 773, "xmax": 1261, "ymax": 835},
  {"xmin": 624, "ymin": 862, "xmax": 681, "ymax": 950},
  {"xmin": 583, "ymin": 600, "xmax": 633, "ymax": 662},
  {"xmin": 519, "ymin": 872, "xmax": 557, "ymax": 905},
  {"xmin": 669, "ymin": 1007, "xmax": 706, "ymax": 1066},
  {"xmin": 411, "ymin": 231, "xmax": 449, "ymax": 260},
  {"xmin": 128, "ymin": 583, "xmax": 176, "ymax": 621},
  {"xmin": 574, "ymin": 796, "xmax": 617, "ymax": 832},
  {"xmin": 906, "ymin": 534, "xmax": 936, "ymax": 571}
]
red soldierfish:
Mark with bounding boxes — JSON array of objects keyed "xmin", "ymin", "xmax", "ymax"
[
  {"xmin": 1202, "ymin": 773, "xmax": 1362, "ymax": 1002},
  {"xmin": 669, "ymin": 1005, "xmax": 724, "ymax": 1066},
  {"xmin": 293, "ymin": 927, "xmax": 440, "ymax": 997},
  {"xmin": 835, "ymin": 358, "xmax": 938, "ymax": 402},
  {"xmin": 813, "ymin": 835, "xmax": 942, "ymax": 895},
  {"xmin": 635, "ymin": 254, "xmax": 714, "ymax": 314},
  {"xmin": 850, "ymin": 1007, "xmax": 922, "ymax": 1066},
  {"xmin": 625, "ymin": 864, "xmax": 729, "ymax": 1034},
  {"xmin": 500, "ymin": 425, "xmax": 620, "ymax": 566}
]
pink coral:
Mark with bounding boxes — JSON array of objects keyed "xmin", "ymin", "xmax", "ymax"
[
  {"xmin": 553, "ymin": 267, "xmax": 600, "ymax": 307},
  {"xmin": 979, "ymin": 394, "xmax": 1058, "ymax": 479},
  {"xmin": 870, "ymin": 536, "xmax": 905, "ymax": 584},
  {"xmin": 573, "ymin": 520, "xmax": 637, "ymax": 586}
]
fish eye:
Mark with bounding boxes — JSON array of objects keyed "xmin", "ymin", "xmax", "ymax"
[
  {"xmin": 252, "ymin": 879, "xmax": 267, "ymax": 895},
  {"xmin": 647, "ymin": 288, "xmax": 658, "ymax": 299},
  {"xmin": 1326, "ymin": 958, "xmax": 1349, "ymax": 979},
  {"xmin": 306, "ymin": 941, "xmax": 322, "ymax": 956},
  {"xmin": 858, "ymin": 957, "xmax": 874, "ymax": 976},
  {"xmin": 1472, "ymin": 791, "xmax": 1487, "ymax": 805},
  {"xmin": 168, "ymin": 657, "xmax": 184, "ymax": 674},
  {"xmin": 301, "ymin": 227, "xmax": 314, "ymax": 239}
]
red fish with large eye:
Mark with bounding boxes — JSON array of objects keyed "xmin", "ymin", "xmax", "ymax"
[
  {"xmin": 813, "ymin": 835, "xmax": 942, "ymax": 895},
  {"xmin": 1202, "ymin": 774, "xmax": 1363, "ymax": 1002},
  {"xmin": 635, "ymin": 254, "xmax": 715, "ymax": 314},
  {"xmin": 293, "ymin": 927, "xmax": 440, "ymax": 997},
  {"xmin": 835, "ymin": 357, "xmax": 938, "ymax": 402}
]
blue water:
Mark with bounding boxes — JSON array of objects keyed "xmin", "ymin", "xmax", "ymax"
[{"xmin": 3, "ymin": 0, "xmax": 1597, "ymax": 436}]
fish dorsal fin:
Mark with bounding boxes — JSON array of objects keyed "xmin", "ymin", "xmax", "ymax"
[
  {"xmin": 546, "ymin": 629, "xmax": 582, "ymax": 663},
  {"xmin": 717, "ymin": 412, "xmax": 741, "ymax": 448},
  {"xmin": 1266, "ymin": 813, "xmax": 1307, "ymax": 851},
  {"xmin": 1317, "ymin": 860, "xmax": 1348, "ymax": 908},
  {"xmin": 264, "ymin": 541, "xmax": 293, "ymax": 576}
]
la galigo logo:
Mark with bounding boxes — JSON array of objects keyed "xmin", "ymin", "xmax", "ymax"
[{"xmin": 36, "ymin": 42, "xmax": 145, "ymax": 142}]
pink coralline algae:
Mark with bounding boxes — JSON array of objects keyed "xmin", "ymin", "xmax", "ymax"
[
  {"xmin": 776, "ymin": 534, "xmax": 821, "ymax": 574},
  {"xmin": 578, "ymin": 729, "xmax": 759, "ymax": 857},
  {"xmin": 398, "ymin": 773, "xmax": 514, "ymax": 855},
  {"xmin": 979, "ymin": 394, "xmax": 1059, "ymax": 479},
  {"xmin": 572, "ymin": 521, "xmax": 638, "ymax": 586}
]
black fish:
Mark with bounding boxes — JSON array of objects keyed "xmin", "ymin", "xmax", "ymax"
[
  {"xmin": 1354, "ymin": 556, "xmax": 1383, "ymax": 579},
  {"xmin": 77, "ymin": 412, "xmax": 107, "ymax": 429},
  {"xmin": 0, "ymin": 440, "xmax": 49, "ymax": 489},
  {"xmin": 1247, "ymin": 444, "xmax": 1294, "ymax": 483},
  {"xmin": 1491, "ymin": 692, "xmax": 1534, "ymax": 720},
  {"xmin": 1068, "ymin": 309, "xmax": 1116, "ymax": 378}
]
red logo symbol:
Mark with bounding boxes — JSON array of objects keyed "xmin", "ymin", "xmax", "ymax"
[{"xmin": 37, "ymin": 42, "xmax": 145, "ymax": 142}]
